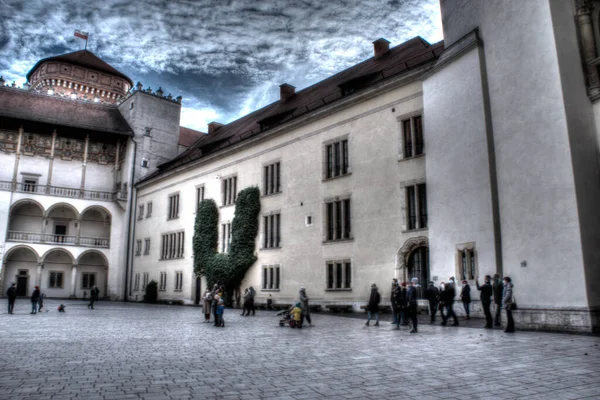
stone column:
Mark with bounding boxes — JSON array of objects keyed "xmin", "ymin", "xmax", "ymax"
[
  {"xmin": 46, "ymin": 130, "xmax": 57, "ymax": 193},
  {"xmin": 576, "ymin": 0, "xmax": 600, "ymax": 97},
  {"xmin": 36, "ymin": 263, "xmax": 43, "ymax": 287},
  {"xmin": 80, "ymin": 134, "xmax": 89, "ymax": 198},
  {"xmin": 0, "ymin": 262, "xmax": 6, "ymax": 296},
  {"xmin": 11, "ymin": 126, "xmax": 23, "ymax": 191},
  {"xmin": 70, "ymin": 264, "xmax": 78, "ymax": 298}
]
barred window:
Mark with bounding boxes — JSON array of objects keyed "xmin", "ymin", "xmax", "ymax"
[
  {"xmin": 144, "ymin": 238, "xmax": 150, "ymax": 255},
  {"xmin": 174, "ymin": 271, "xmax": 183, "ymax": 291},
  {"xmin": 326, "ymin": 260, "xmax": 352, "ymax": 290},
  {"xmin": 138, "ymin": 204, "xmax": 144, "ymax": 220},
  {"xmin": 146, "ymin": 202, "xmax": 153, "ymax": 218},
  {"xmin": 221, "ymin": 223, "xmax": 232, "ymax": 253},
  {"xmin": 159, "ymin": 272, "xmax": 167, "ymax": 291},
  {"xmin": 460, "ymin": 248, "xmax": 477, "ymax": 281},
  {"xmin": 196, "ymin": 185, "xmax": 205, "ymax": 210},
  {"xmin": 325, "ymin": 139, "xmax": 349, "ymax": 179},
  {"xmin": 161, "ymin": 231, "xmax": 185, "ymax": 259},
  {"xmin": 264, "ymin": 161, "xmax": 281, "ymax": 195},
  {"xmin": 168, "ymin": 193, "xmax": 180, "ymax": 219},
  {"xmin": 81, "ymin": 273, "xmax": 95, "ymax": 289},
  {"xmin": 49, "ymin": 271, "xmax": 64, "ymax": 288},
  {"xmin": 133, "ymin": 273, "xmax": 140, "ymax": 291},
  {"xmin": 262, "ymin": 265, "xmax": 281, "ymax": 290},
  {"xmin": 325, "ymin": 198, "xmax": 351, "ymax": 241},
  {"xmin": 222, "ymin": 176, "xmax": 237, "ymax": 206},
  {"xmin": 263, "ymin": 213, "xmax": 281, "ymax": 249},
  {"xmin": 405, "ymin": 183, "xmax": 427, "ymax": 230},
  {"xmin": 142, "ymin": 273, "xmax": 149, "ymax": 291},
  {"xmin": 401, "ymin": 115, "xmax": 424, "ymax": 158},
  {"xmin": 135, "ymin": 240, "xmax": 142, "ymax": 256}
]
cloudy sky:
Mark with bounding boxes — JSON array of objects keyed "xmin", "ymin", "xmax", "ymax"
[{"xmin": 0, "ymin": 0, "xmax": 443, "ymax": 131}]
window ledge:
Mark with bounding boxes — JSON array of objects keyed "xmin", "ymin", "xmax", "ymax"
[
  {"xmin": 322, "ymin": 238, "xmax": 354, "ymax": 245},
  {"xmin": 159, "ymin": 257, "xmax": 185, "ymax": 261},
  {"xmin": 322, "ymin": 172, "xmax": 352, "ymax": 183},
  {"xmin": 219, "ymin": 204, "xmax": 235, "ymax": 209},
  {"xmin": 401, "ymin": 227, "xmax": 428, "ymax": 234},
  {"xmin": 260, "ymin": 289, "xmax": 281, "ymax": 292},
  {"xmin": 167, "ymin": 217, "xmax": 180, "ymax": 221},
  {"xmin": 174, "ymin": 289, "xmax": 183, "ymax": 292},
  {"xmin": 261, "ymin": 191, "xmax": 282, "ymax": 198},
  {"xmin": 158, "ymin": 289, "xmax": 166, "ymax": 292},
  {"xmin": 397, "ymin": 153, "xmax": 425, "ymax": 163},
  {"xmin": 325, "ymin": 288, "xmax": 353, "ymax": 292},
  {"xmin": 259, "ymin": 247, "xmax": 282, "ymax": 251}
]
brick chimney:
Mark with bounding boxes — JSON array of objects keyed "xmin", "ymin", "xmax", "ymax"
[
  {"xmin": 208, "ymin": 121, "xmax": 224, "ymax": 135},
  {"xmin": 279, "ymin": 83, "xmax": 296, "ymax": 103},
  {"xmin": 373, "ymin": 38, "xmax": 390, "ymax": 58}
]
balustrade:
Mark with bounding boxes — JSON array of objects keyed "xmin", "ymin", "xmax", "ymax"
[
  {"xmin": 7, "ymin": 230, "xmax": 110, "ymax": 248},
  {"xmin": 0, "ymin": 180, "xmax": 120, "ymax": 202}
]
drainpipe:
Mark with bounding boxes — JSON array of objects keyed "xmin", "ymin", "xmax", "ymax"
[{"xmin": 123, "ymin": 137, "xmax": 138, "ymax": 301}]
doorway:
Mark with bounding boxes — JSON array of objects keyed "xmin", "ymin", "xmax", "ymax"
[
  {"xmin": 407, "ymin": 246, "xmax": 429, "ymax": 299},
  {"xmin": 16, "ymin": 272, "xmax": 28, "ymax": 296},
  {"xmin": 54, "ymin": 225, "xmax": 67, "ymax": 243}
]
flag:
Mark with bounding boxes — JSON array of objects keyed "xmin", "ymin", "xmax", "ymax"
[{"xmin": 74, "ymin": 30, "xmax": 88, "ymax": 40}]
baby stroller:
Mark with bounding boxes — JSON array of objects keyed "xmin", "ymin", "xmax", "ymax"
[{"xmin": 276, "ymin": 309, "xmax": 302, "ymax": 328}]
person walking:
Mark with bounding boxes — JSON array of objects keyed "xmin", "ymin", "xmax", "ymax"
[
  {"xmin": 502, "ymin": 276, "xmax": 515, "ymax": 333},
  {"xmin": 390, "ymin": 279, "xmax": 399, "ymax": 325},
  {"xmin": 476, "ymin": 275, "xmax": 493, "ymax": 328},
  {"xmin": 88, "ymin": 286, "xmax": 99, "ymax": 309},
  {"xmin": 38, "ymin": 291, "xmax": 45, "ymax": 312},
  {"xmin": 299, "ymin": 287, "xmax": 313, "ymax": 327},
  {"xmin": 441, "ymin": 277, "xmax": 458, "ymax": 326},
  {"xmin": 240, "ymin": 288, "xmax": 251, "ymax": 316},
  {"xmin": 392, "ymin": 282, "xmax": 408, "ymax": 330},
  {"xmin": 30, "ymin": 286, "xmax": 40, "ymax": 314},
  {"xmin": 438, "ymin": 282, "xmax": 446, "ymax": 321},
  {"xmin": 407, "ymin": 278, "xmax": 419, "ymax": 333},
  {"xmin": 203, "ymin": 288, "xmax": 212, "ymax": 322},
  {"xmin": 424, "ymin": 281, "xmax": 440, "ymax": 323},
  {"xmin": 460, "ymin": 280, "xmax": 471, "ymax": 320},
  {"xmin": 6, "ymin": 283, "xmax": 17, "ymax": 314},
  {"xmin": 365, "ymin": 283, "xmax": 381, "ymax": 326},
  {"xmin": 248, "ymin": 286, "xmax": 256, "ymax": 316},
  {"xmin": 492, "ymin": 274, "xmax": 503, "ymax": 326}
]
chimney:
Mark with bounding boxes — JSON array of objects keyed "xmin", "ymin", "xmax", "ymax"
[
  {"xmin": 279, "ymin": 83, "xmax": 296, "ymax": 103},
  {"xmin": 207, "ymin": 121, "xmax": 224, "ymax": 135},
  {"xmin": 373, "ymin": 38, "xmax": 390, "ymax": 58}
]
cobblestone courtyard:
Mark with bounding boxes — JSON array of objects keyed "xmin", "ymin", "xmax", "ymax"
[{"xmin": 0, "ymin": 300, "xmax": 599, "ymax": 400}]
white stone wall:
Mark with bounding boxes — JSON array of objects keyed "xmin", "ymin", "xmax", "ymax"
[
  {"xmin": 52, "ymin": 159, "xmax": 82, "ymax": 188},
  {"xmin": 133, "ymin": 80, "xmax": 428, "ymax": 307},
  {"xmin": 0, "ymin": 153, "xmax": 15, "ymax": 182}
]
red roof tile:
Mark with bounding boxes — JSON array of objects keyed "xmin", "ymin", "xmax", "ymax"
[{"xmin": 179, "ymin": 126, "xmax": 206, "ymax": 147}]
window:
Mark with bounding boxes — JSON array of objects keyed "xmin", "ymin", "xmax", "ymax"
[
  {"xmin": 49, "ymin": 271, "xmax": 64, "ymax": 288},
  {"xmin": 263, "ymin": 161, "xmax": 281, "ymax": 195},
  {"xmin": 174, "ymin": 271, "xmax": 183, "ymax": 291},
  {"xmin": 305, "ymin": 215, "xmax": 313, "ymax": 226},
  {"xmin": 23, "ymin": 178, "xmax": 38, "ymax": 192},
  {"xmin": 82, "ymin": 273, "xmax": 96, "ymax": 290},
  {"xmin": 326, "ymin": 260, "xmax": 352, "ymax": 290},
  {"xmin": 159, "ymin": 272, "xmax": 167, "ymax": 291},
  {"xmin": 161, "ymin": 231, "xmax": 185, "ymax": 259},
  {"xmin": 325, "ymin": 139, "xmax": 349, "ymax": 179},
  {"xmin": 168, "ymin": 193, "xmax": 180, "ymax": 219},
  {"xmin": 458, "ymin": 247, "xmax": 477, "ymax": 281},
  {"xmin": 196, "ymin": 185, "xmax": 205, "ymax": 210},
  {"xmin": 408, "ymin": 247, "xmax": 429, "ymax": 299},
  {"xmin": 405, "ymin": 183, "xmax": 427, "ymax": 230},
  {"xmin": 144, "ymin": 238, "xmax": 150, "ymax": 255},
  {"xmin": 146, "ymin": 202, "xmax": 152, "ymax": 218},
  {"xmin": 133, "ymin": 273, "xmax": 140, "ymax": 291},
  {"xmin": 222, "ymin": 176, "xmax": 237, "ymax": 206},
  {"xmin": 325, "ymin": 198, "xmax": 351, "ymax": 241},
  {"xmin": 221, "ymin": 223, "xmax": 232, "ymax": 253},
  {"xmin": 262, "ymin": 213, "xmax": 281, "ymax": 249},
  {"xmin": 142, "ymin": 273, "xmax": 149, "ymax": 291},
  {"xmin": 262, "ymin": 265, "xmax": 281, "ymax": 290},
  {"xmin": 138, "ymin": 204, "xmax": 144, "ymax": 220},
  {"xmin": 401, "ymin": 114, "xmax": 424, "ymax": 158},
  {"xmin": 135, "ymin": 240, "xmax": 142, "ymax": 256}
]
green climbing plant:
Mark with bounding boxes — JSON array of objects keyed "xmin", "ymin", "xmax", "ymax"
[{"xmin": 193, "ymin": 187, "xmax": 261, "ymax": 305}]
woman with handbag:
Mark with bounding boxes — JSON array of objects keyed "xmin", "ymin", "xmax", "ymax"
[{"xmin": 501, "ymin": 276, "xmax": 515, "ymax": 333}]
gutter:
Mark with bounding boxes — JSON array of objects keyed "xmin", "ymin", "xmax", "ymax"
[{"xmin": 123, "ymin": 137, "xmax": 138, "ymax": 301}]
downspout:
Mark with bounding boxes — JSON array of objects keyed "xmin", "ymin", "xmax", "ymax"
[{"xmin": 123, "ymin": 137, "xmax": 138, "ymax": 301}]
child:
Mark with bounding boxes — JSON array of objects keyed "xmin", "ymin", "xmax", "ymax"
[
  {"xmin": 58, "ymin": 304, "xmax": 66, "ymax": 312},
  {"xmin": 216, "ymin": 298, "xmax": 225, "ymax": 327},
  {"xmin": 290, "ymin": 302, "xmax": 302, "ymax": 328}
]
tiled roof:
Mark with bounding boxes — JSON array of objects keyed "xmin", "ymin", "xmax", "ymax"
[
  {"xmin": 0, "ymin": 87, "xmax": 132, "ymax": 135},
  {"xmin": 26, "ymin": 50, "xmax": 134, "ymax": 87},
  {"xmin": 179, "ymin": 126, "xmax": 206, "ymax": 147},
  {"xmin": 147, "ymin": 36, "xmax": 443, "ymax": 181}
]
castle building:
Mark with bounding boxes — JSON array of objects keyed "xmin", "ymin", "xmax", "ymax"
[{"xmin": 1, "ymin": 0, "xmax": 599, "ymax": 332}]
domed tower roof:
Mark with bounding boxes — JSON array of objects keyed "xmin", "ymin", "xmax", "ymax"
[{"xmin": 26, "ymin": 50, "xmax": 134, "ymax": 104}]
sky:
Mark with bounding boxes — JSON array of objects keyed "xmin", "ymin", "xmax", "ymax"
[{"xmin": 0, "ymin": 0, "xmax": 443, "ymax": 132}]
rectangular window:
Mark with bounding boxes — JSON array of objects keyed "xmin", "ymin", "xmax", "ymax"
[
  {"xmin": 326, "ymin": 260, "xmax": 352, "ymax": 290},
  {"xmin": 49, "ymin": 271, "xmax": 64, "ymax": 288},
  {"xmin": 262, "ymin": 265, "xmax": 281, "ymax": 290},
  {"xmin": 196, "ymin": 185, "xmax": 205, "ymax": 211},
  {"xmin": 142, "ymin": 272, "xmax": 149, "ymax": 291},
  {"xmin": 82, "ymin": 273, "xmax": 96, "ymax": 289},
  {"xmin": 134, "ymin": 273, "xmax": 140, "ymax": 291},
  {"xmin": 221, "ymin": 223, "xmax": 232, "ymax": 253},
  {"xmin": 407, "ymin": 186, "xmax": 416, "ymax": 230},
  {"xmin": 262, "ymin": 213, "xmax": 281, "ymax": 249},
  {"xmin": 146, "ymin": 202, "xmax": 152, "ymax": 218},
  {"xmin": 160, "ymin": 231, "xmax": 185, "ymax": 259},
  {"xmin": 222, "ymin": 176, "xmax": 237, "ymax": 206},
  {"xmin": 144, "ymin": 238, "xmax": 150, "ymax": 255},
  {"xmin": 135, "ymin": 240, "xmax": 142, "ymax": 256},
  {"xmin": 325, "ymin": 198, "xmax": 352, "ymax": 241},
  {"xmin": 418, "ymin": 183, "xmax": 427, "ymax": 229},
  {"xmin": 23, "ymin": 178, "xmax": 38, "ymax": 193},
  {"xmin": 138, "ymin": 204, "xmax": 144, "ymax": 220},
  {"xmin": 168, "ymin": 193, "xmax": 180, "ymax": 219},
  {"xmin": 175, "ymin": 271, "xmax": 183, "ymax": 291},
  {"xmin": 263, "ymin": 162, "xmax": 282, "ymax": 195},
  {"xmin": 159, "ymin": 272, "xmax": 167, "ymax": 291},
  {"xmin": 414, "ymin": 116, "xmax": 423, "ymax": 155},
  {"xmin": 325, "ymin": 139, "xmax": 350, "ymax": 179},
  {"xmin": 403, "ymin": 119, "xmax": 413, "ymax": 158},
  {"xmin": 401, "ymin": 115, "xmax": 424, "ymax": 158},
  {"xmin": 405, "ymin": 183, "xmax": 427, "ymax": 230}
]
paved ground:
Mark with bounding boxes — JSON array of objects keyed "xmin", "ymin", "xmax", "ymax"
[{"xmin": 0, "ymin": 299, "xmax": 599, "ymax": 400}]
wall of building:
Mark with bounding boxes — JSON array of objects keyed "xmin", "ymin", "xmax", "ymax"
[{"xmin": 133, "ymin": 79, "xmax": 429, "ymax": 307}]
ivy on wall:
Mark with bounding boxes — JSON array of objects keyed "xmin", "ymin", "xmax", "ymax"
[{"xmin": 193, "ymin": 187, "xmax": 261, "ymax": 304}]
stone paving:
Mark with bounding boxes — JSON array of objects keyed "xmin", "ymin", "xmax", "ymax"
[{"xmin": 0, "ymin": 299, "xmax": 599, "ymax": 400}]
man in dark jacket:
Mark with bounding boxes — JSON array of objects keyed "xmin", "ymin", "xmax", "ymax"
[
  {"xmin": 30, "ymin": 286, "xmax": 40, "ymax": 314},
  {"xmin": 441, "ymin": 277, "xmax": 458, "ymax": 326},
  {"xmin": 492, "ymin": 274, "xmax": 503, "ymax": 326},
  {"xmin": 392, "ymin": 282, "xmax": 405, "ymax": 330},
  {"xmin": 407, "ymin": 278, "xmax": 419, "ymax": 333},
  {"xmin": 424, "ymin": 281, "xmax": 440, "ymax": 323},
  {"xmin": 390, "ymin": 279, "xmax": 399, "ymax": 325},
  {"xmin": 6, "ymin": 283, "xmax": 17, "ymax": 314},
  {"xmin": 476, "ymin": 275, "xmax": 494, "ymax": 328},
  {"xmin": 88, "ymin": 286, "xmax": 99, "ymax": 309}
]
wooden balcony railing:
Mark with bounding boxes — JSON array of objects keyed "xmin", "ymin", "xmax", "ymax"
[{"xmin": 7, "ymin": 231, "xmax": 110, "ymax": 248}]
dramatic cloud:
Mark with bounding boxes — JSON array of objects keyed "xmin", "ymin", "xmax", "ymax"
[{"xmin": 0, "ymin": 0, "xmax": 442, "ymax": 131}]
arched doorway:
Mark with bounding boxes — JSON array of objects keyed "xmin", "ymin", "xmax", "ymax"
[
  {"xmin": 396, "ymin": 236, "xmax": 429, "ymax": 298},
  {"xmin": 3, "ymin": 246, "xmax": 39, "ymax": 296},
  {"xmin": 77, "ymin": 250, "xmax": 108, "ymax": 299}
]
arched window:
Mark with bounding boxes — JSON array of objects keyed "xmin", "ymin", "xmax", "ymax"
[{"xmin": 407, "ymin": 246, "xmax": 429, "ymax": 299}]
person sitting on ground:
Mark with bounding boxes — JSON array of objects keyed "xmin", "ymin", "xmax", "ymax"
[{"xmin": 58, "ymin": 304, "xmax": 66, "ymax": 312}]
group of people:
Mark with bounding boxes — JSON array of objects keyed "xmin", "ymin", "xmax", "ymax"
[
  {"xmin": 202, "ymin": 284, "xmax": 226, "ymax": 326},
  {"xmin": 240, "ymin": 286, "xmax": 256, "ymax": 316},
  {"xmin": 5, "ymin": 282, "xmax": 99, "ymax": 314},
  {"xmin": 366, "ymin": 278, "xmax": 420, "ymax": 333}
]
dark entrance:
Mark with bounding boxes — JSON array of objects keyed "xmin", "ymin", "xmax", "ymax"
[
  {"xmin": 16, "ymin": 272, "xmax": 28, "ymax": 296},
  {"xmin": 194, "ymin": 277, "xmax": 201, "ymax": 305},
  {"xmin": 407, "ymin": 246, "xmax": 429, "ymax": 299},
  {"xmin": 54, "ymin": 225, "xmax": 67, "ymax": 242}
]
